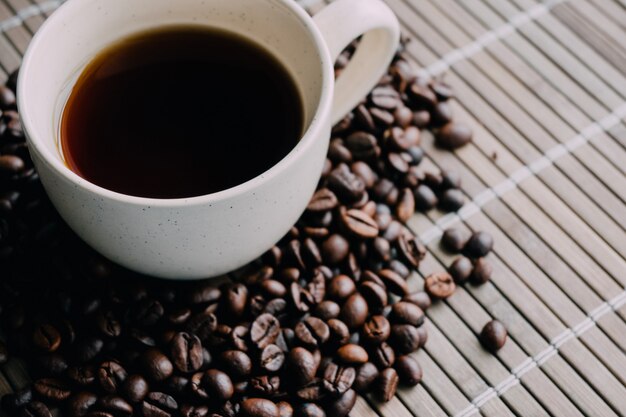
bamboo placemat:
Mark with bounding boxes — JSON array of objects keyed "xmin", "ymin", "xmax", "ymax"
[{"xmin": 0, "ymin": 0, "xmax": 625, "ymax": 416}]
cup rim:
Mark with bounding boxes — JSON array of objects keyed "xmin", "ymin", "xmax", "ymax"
[{"xmin": 18, "ymin": 0, "xmax": 334, "ymax": 208}]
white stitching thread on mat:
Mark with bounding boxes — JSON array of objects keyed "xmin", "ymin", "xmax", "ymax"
[
  {"xmin": 0, "ymin": 0, "xmax": 63, "ymax": 33},
  {"xmin": 296, "ymin": 0, "xmax": 565, "ymax": 77},
  {"xmin": 417, "ymin": 101, "xmax": 626, "ymax": 246},
  {"xmin": 454, "ymin": 290, "xmax": 626, "ymax": 417},
  {"xmin": 419, "ymin": 0, "xmax": 565, "ymax": 77}
]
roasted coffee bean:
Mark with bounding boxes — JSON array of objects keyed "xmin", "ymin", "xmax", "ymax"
[
  {"xmin": 471, "ymin": 258, "xmax": 492, "ymax": 284},
  {"xmin": 413, "ymin": 185, "xmax": 438, "ymax": 211},
  {"xmin": 190, "ymin": 372, "xmax": 208, "ymax": 400},
  {"xmin": 480, "ymin": 320, "xmax": 507, "ymax": 352},
  {"xmin": 448, "ymin": 256, "xmax": 473, "ymax": 283},
  {"xmin": 328, "ymin": 140, "xmax": 352, "ymax": 164},
  {"xmin": 327, "ymin": 319, "xmax": 350, "ymax": 346},
  {"xmin": 221, "ymin": 350, "xmax": 252, "ymax": 379},
  {"xmin": 323, "ymin": 363, "xmax": 355, "ymax": 395},
  {"xmin": 307, "ymin": 189, "xmax": 339, "ymax": 212},
  {"xmin": 321, "ymin": 234, "xmax": 350, "ymax": 265},
  {"xmin": 370, "ymin": 342, "xmax": 395, "ymax": 369},
  {"xmin": 327, "ymin": 165, "xmax": 365, "ymax": 203},
  {"xmin": 241, "ymin": 398, "xmax": 279, "ymax": 417},
  {"xmin": 362, "ymin": 315, "xmax": 391, "ymax": 344},
  {"xmin": 354, "ymin": 104, "xmax": 375, "ymax": 131},
  {"xmin": 0, "ymin": 155, "xmax": 24, "ymax": 173},
  {"xmin": 397, "ymin": 234, "xmax": 425, "ymax": 268},
  {"xmin": 313, "ymin": 301, "xmax": 340, "ymax": 320},
  {"xmin": 336, "ymin": 344, "xmax": 368, "ymax": 364},
  {"xmin": 441, "ymin": 170, "xmax": 461, "ymax": 189},
  {"xmin": 250, "ymin": 375, "xmax": 280, "ymax": 396},
  {"xmin": 424, "ymin": 272, "xmax": 456, "ymax": 299},
  {"xmin": 259, "ymin": 280, "xmax": 286, "ymax": 299},
  {"xmin": 296, "ymin": 380, "xmax": 324, "ymax": 401},
  {"xmin": 295, "ymin": 403, "xmax": 325, "ymax": 417},
  {"xmin": 289, "ymin": 283, "xmax": 311, "ymax": 314},
  {"xmin": 328, "ymin": 275, "xmax": 356, "ymax": 300},
  {"xmin": 386, "ymin": 152, "xmax": 409, "ymax": 174},
  {"xmin": 441, "ymin": 228, "xmax": 470, "ymax": 252},
  {"xmin": 85, "ymin": 412, "xmax": 114, "ymax": 417},
  {"xmin": 1, "ymin": 388, "xmax": 32, "ymax": 413},
  {"xmin": 230, "ymin": 325, "xmax": 250, "ymax": 352},
  {"xmin": 96, "ymin": 310, "xmax": 122, "ymax": 337},
  {"xmin": 402, "ymin": 291, "xmax": 431, "ymax": 311},
  {"xmin": 412, "ymin": 110, "xmax": 430, "ymax": 128},
  {"xmin": 170, "ymin": 332, "xmax": 203, "ymax": 373},
  {"xmin": 378, "ymin": 269, "xmax": 409, "ymax": 296},
  {"xmin": 203, "ymin": 369, "xmax": 234, "ymax": 401},
  {"xmin": 251, "ymin": 314, "xmax": 280, "ymax": 349},
  {"xmin": 165, "ymin": 375, "xmax": 188, "ymax": 395},
  {"xmin": 370, "ymin": 86, "xmax": 400, "ymax": 109},
  {"xmin": 142, "ymin": 392, "xmax": 177, "ymax": 417},
  {"xmin": 225, "ymin": 283, "xmax": 248, "ymax": 317},
  {"xmin": 295, "ymin": 317, "xmax": 330, "ymax": 347},
  {"xmin": 33, "ymin": 378, "xmax": 71, "ymax": 402},
  {"xmin": 98, "ymin": 396, "xmax": 133, "ymax": 416},
  {"xmin": 141, "ymin": 349, "xmax": 173, "ymax": 382},
  {"xmin": 417, "ymin": 326, "xmax": 428, "ymax": 348},
  {"xmin": 389, "ymin": 324, "xmax": 423, "ymax": 354},
  {"xmin": 260, "ymin": 344, "xmax": 285, "ymax": 372},
  {"xmin": 180, "ymin": 404, "xmax": 210, "ymax": 417},
  {"xmin": 353, "ymin": 362, "xmax": 379, "ymax": 392},
  {"xmin": 97, "ymin": 361, "xmax": 127, "ymax": 393},
  {"xmin": 376, "ymin": 368, "xmax": 399, "ymax": 402},
  {"xmin": 340, "ymin": 294, "xmax": 369, "ymax": 329},
  {"xmin": 67, "ymin": 365, "xmax": 96, "ymax": 387},
  {"xmin": 439, "ymin": 188, "xmax": 464, "ymax": 212},
  {"xmin": 408, "ymin": 82, "xmax": 437, "ymax": 108},
  {"xmin": 359, "ymin": 281, "xmax": 388, "ymax": 311},
  {"xmin": 390, "ymin": 302, "xmax": 424, "ymax": 326},
  {"xmin": 67, "ymin": 392, "xmax": 98, "ymax": 417},
  {"xmin": 339, "ymin": 209, "xmax": 378, "ymax": 239},
  {"xmin": 122, "ymin": 375, "xmax": 148, "ymax": 403},
  {"xmin": 350, "ymin": 161, "xmax": 377, "ymax": 189},
  {"xmin": 465, "ymin": 232, "xmax": 493, "ymax": 258},
  {"xmin": 430, "ymin": 101, "xmax": 453, "ymax": 126},
  {"xmin": 276, "ymin": 402, "xmax": 293, "ymax": 417},
  {"xmin": 32, "ymin": 324, "xmax": 61, "ymax": 352},
  {"xmin": 395, "ymin": 188, "xmax": 415, "ymax": 222},
  {"xmin": 325, "ymin": 389, "xmax": 356, "ymax": 417},
  {"xmin": 289, "ymin": 347, "xmax": 318, "ymax": 385},
  {"xmin": 302, "ymin": 239, "xmax": 322, "ymax": 267},
  {"xmin": 394, "ymin": 356, "xmax": 422, "ymax": 386},
  {"xmin": 345, "ymin": 132, "xmax": 377, "ymax": 160},
  {"xmin": 435, "ymin": 122, "xmax": 472, "ymax": 149},
  {"xmin": 370, "ymin": 236, "xmax": 391, "ymax": 262},
  {"xmin": 20, "ymin": 401, "xmax": 51, "ymax": 417},
  {"xmin": 0, "ymin": 85, "xmax": 16, "ymax": 109},
  {"xmin": 185, "ymin": 312, "xmax": 217, "ymax": 342}
]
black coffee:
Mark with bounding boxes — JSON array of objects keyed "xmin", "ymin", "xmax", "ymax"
[{"xmin": 60, "ymin": 26, "xmax": 303, "ymax": 198}]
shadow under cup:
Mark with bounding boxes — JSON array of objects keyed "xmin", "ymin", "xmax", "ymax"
[{"xmin": 19, "ymin": 0, "xmax": 334, "ymax": 279}]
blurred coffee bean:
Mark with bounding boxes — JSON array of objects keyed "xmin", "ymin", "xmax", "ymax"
[
  {"xmin": 289, "ymin": 347, "xmax": 318, "ymax": 385},
  {"xmin": 20, "ymin": 401, "xmax": 51, "ymax": 417},
  {"xmin": 322, "ymin": 362, "xmax": 355, "ymax": 395},
  {"xmin": 480, "ymin": 320, "xmax": 507, "ymax": 352},
  {"xmin": 370, "ymin": 342, "xmax": 395, "ymax": 369},
  {"xmin": 33, "ymin": 378, "xmax": 71, "ymax": 402},
  {"xmin": 464, "ymin": 231, "xmax": 494, "ymax": 258},
  {"xmin": 296, "ymin": 403, "xmax": 326, "ymax": 417},
  {"xmin": 471, "ymin": 258, "xmax": 493, "ymax": 284},
  {"xmin": 375, "ymin": 368, "xmax": 399, "ymax": 401},
  {"xmin": 202, "ymin": 369, "xmax": 234, "ymax": 401},
  {"xmin": 325, "ymin": 389, "xmax": 356, "ymax": 417},
  {"xmin": 221, "ymin": 350, "xmax": 252, "ymax": 379},
  {"xmin": 413, "ymin": 185, "xmax": 437, "ymax": 211},
  {"xmin": 321, "ymin": 234, "xmax": 350, "ymax": 265},
  {"xmin": 377, "ymin": 269, "xmax": 408, "ymax": 296},
  {"xmin": 340, "ymin": 294, "xmax": 368, "ymax": 329},
  {"xmin": 441, "ymin": 228, "xmax": 470, "ymax": 252},
  {"xmin": 141, "ymin": 350, "xmax": 173, "ymax": 382},
  {"xmin": 402, "ymin": 291, "xmax": 431, "ymax": 311},
  {"xmin": 336, "ymin": 344, "xmax": 368, "ymax": 365},
  {"xmin": 241, "ymin": 398, "xmax": 279, "ymax": 417},
  {"xmin": 339, "ymin": 208, "xmax": 378, "ymax": 239},
  {"xmin": 424, "ymin": 272, "xmax": 456, "ymax": 299},
  {"xmin": 394, "ymin": 356, "xmax": 422, "ymax": 386},
  {"xmin": 389, "ymin": 324, "xmax": 420, "ymax": 354},
  {"xmin": 122, "ymin": 375, "xmax": 149, "ymax": 403},
  {"xmin": 439, "ymin": 188, "xmax": 465, "ymax": 212},
  {"xmin": 251, "ymin": 314, "xmax": 280, "ymax": 349},
  {"xmin": 448, "ymin": 256, "xmax": 473, "ymax": 283},
  {"xmin": 436, "ymin": 122, "xmax": 472, "ymax": 149},
  {"xmin": 67, "ymin": 392, "xmax": 97, "ymax": 417}
]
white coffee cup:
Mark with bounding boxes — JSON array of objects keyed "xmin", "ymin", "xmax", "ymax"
[{"xmin": 18, "ymin": 0, "xmax": 400, "ymax": 279}]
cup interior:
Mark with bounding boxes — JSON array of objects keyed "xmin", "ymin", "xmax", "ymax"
[{"xmin": 20, "ymin": 0, "xmax": 327, "ymax": 176}]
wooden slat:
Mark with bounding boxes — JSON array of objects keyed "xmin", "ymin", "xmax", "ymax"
[{"xmin": 587, "ymin": 0, "xmax": 626, "ymax": 30}]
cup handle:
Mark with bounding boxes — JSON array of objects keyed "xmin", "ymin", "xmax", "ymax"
[{"xmin": 313, "ymin": 0, "xmax": 400, "ymax": 125}]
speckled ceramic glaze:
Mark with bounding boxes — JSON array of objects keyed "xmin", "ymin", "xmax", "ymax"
[{"xmin": 18, "ymin": 0, "xmax": 400, "ymax": 279}]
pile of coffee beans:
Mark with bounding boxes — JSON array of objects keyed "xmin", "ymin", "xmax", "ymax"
[{"xmin": 0, "ymin": 40, "xmax": 501, "ymax": 417}]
